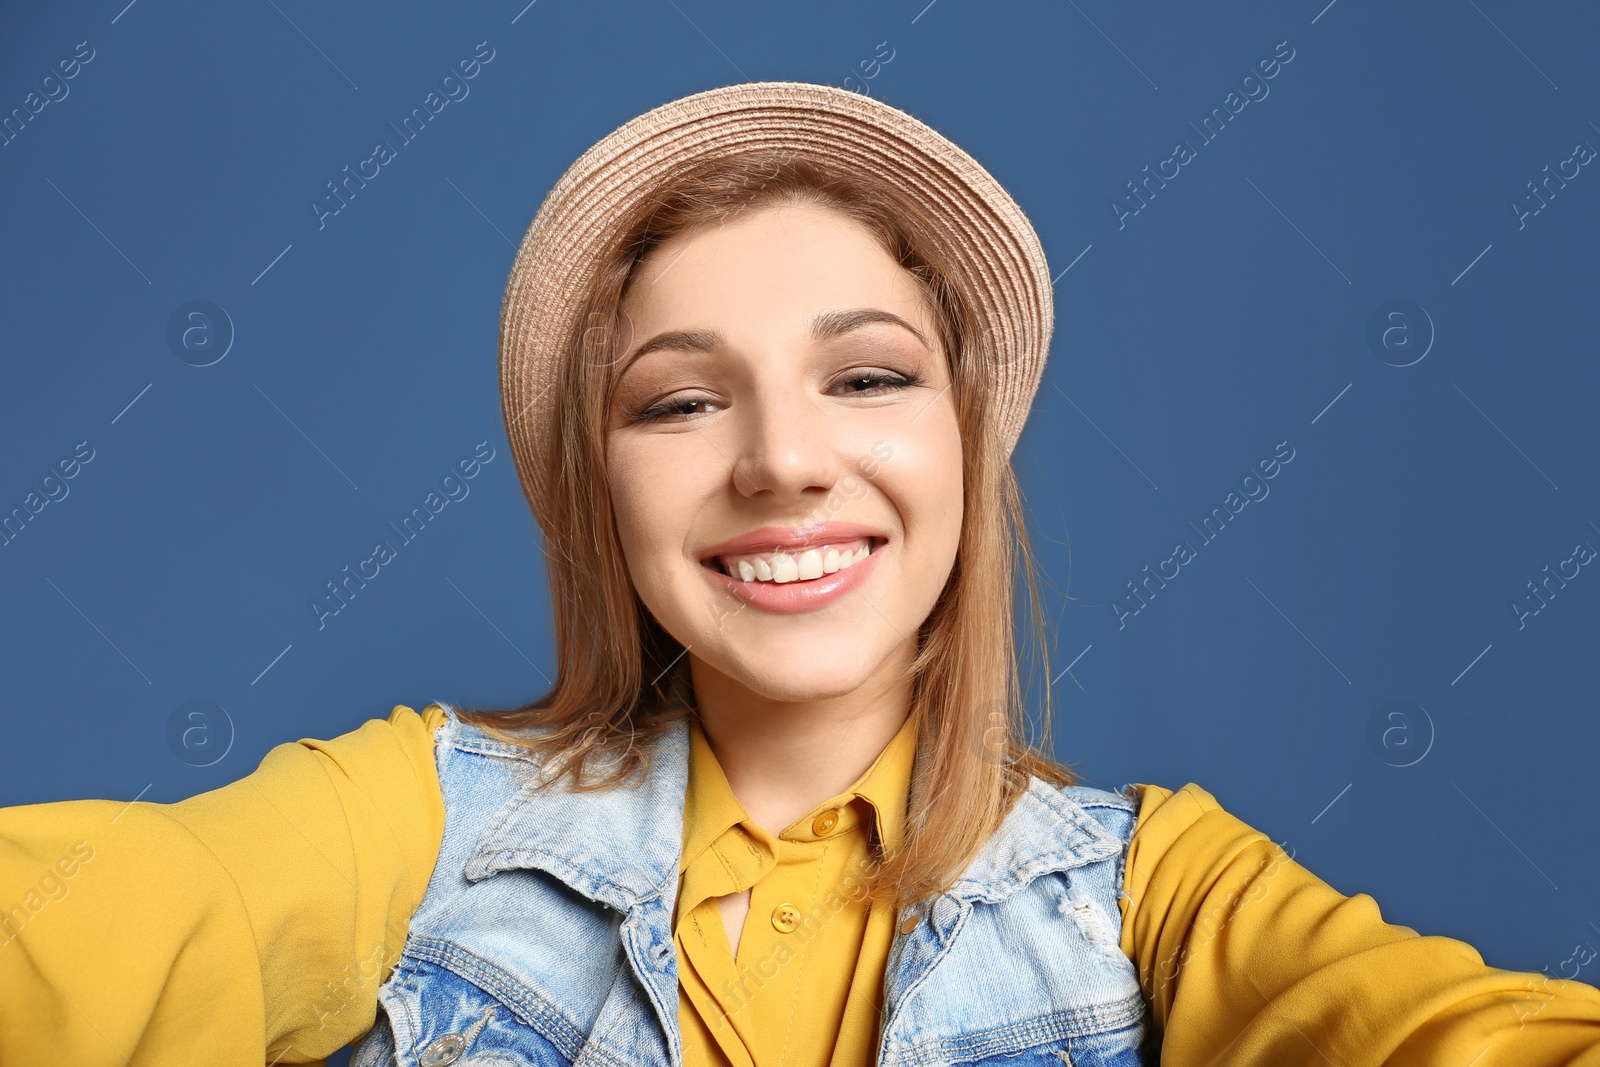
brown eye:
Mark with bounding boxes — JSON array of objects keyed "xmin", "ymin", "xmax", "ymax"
[
  {"xmin": 834, "ymin": 371, "xmax": 921, "ymax": 395},
  {"xmin": 630, "ymin": 395, "xmax": 720, "ymax": 422}
]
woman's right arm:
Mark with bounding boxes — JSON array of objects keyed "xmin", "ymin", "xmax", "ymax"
[{"xmin": 0, "ymin": 702, "xmax": 447, "ymax": 1066}]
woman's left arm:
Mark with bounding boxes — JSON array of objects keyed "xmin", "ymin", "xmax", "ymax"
[{"xmin": 1118, "ymin": 781, "xmax": 1600, "ymax": 1066}]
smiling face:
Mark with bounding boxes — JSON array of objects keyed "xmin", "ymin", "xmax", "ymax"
[{"xmin": 605, "ymin": 201, "xmax": 965, "ymax": 705}]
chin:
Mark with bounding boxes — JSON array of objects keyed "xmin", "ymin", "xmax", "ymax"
[{"xmin": 710, "ymin": 644, "xmax": 881, "ymax": 703}]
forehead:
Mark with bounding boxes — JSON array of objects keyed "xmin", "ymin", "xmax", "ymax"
[{"xmin": 620, "ymin": 202, "xmax": 933, "ymax": 334}]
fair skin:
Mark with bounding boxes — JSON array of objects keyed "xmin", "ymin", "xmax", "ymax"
[{"xmin": 605, "ymin": 202, "xmax": 965, "ymax": 952}]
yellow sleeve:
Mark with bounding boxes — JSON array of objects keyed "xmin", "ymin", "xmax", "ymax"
[
  {"xmin": 0, "ymin": 703, "xmax": 448, "ymax": 1067},
  {"xmin": 1118, "ymin": 781, "xmax": 1600, "ymax": 1066}
]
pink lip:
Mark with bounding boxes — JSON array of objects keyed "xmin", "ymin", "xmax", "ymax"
[
  {"xmin": 697, "ymin": 521, "xmax": 888, "ymax": 561},
  {"xmin": 701, "ymin": 538, "xmax": 885, "ymax": 615}
]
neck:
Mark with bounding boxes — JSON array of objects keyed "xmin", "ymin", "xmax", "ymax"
[{"xmin": 687, "ymin": 641, "xmax": 916, "ymax": 836}]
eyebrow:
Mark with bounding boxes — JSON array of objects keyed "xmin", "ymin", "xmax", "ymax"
[{"xmin": 618, "ymin": 307, "xmax": 933, "ymax": 373}]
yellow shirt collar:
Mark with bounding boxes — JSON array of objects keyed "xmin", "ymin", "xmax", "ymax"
[{"xmin": 681, "ymin": 711, "xmax": 918, "ymax": 873}]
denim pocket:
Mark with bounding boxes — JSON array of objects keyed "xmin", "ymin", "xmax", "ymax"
[
  {"xmin": 884, "ymin": 1002, "xmax": 1150, "ymax": 1067},
  {"xmin": 352, "ymin": 955, "xmax": 573, "ymax": 1067},
  {"xmin": 1055, "ymin": 1018, "xmax": 1151, "ymax": 1067}
]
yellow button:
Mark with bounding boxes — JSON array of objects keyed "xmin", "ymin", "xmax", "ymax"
[
  {"xmin": 811, "ymin": 810, "xmax": 840, "ymax": 835},
  {"xmin": 772, "ymin": 903, "xmax": 802, "ymax": 933},
  {"xmin": 898, "ymin": 913, "xmax": 919, "ymax": 934}
]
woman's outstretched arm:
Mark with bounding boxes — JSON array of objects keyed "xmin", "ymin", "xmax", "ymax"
[
  {"xmin": 1119, "ymin": 781, "xmax": 1600, "ymax": 1066},
  {"xmin": 0, "ymin": 703, "xmax": 447, "ymax": 1066}
]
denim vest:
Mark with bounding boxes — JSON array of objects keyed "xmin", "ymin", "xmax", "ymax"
[{"xmin": 352, "ymin": 706, "xmax": 1155, "ymax": 1066}]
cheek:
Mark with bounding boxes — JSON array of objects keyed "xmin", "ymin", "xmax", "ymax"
[
  {"xmin": 606, "ymin": 445, "xmax": 665, "ymax": 565},
  {"xmin": 605, "ymin": 441, "xmax": 707, "ymax": 594},
  {"xmin": 877, "ymin": 412, "xmax": 964, "ymax": 553}
]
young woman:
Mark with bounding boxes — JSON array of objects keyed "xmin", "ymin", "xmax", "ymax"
[{"xmin": 3, "ymin": 82, "xmax": 1598, "ymax": 1067}]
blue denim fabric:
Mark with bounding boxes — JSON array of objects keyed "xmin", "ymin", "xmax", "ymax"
[{"xmin": 352, "ymin": 705, "xmax": 1154, "ymax": 1066}]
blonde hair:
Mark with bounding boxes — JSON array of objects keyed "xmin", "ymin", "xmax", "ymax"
[{"xmin": 460, "ymin": 149, "xmax": 1076, "ymax": 911}]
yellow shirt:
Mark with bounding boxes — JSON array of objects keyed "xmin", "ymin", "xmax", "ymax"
[
  {"xmin": 675, "ymin": 713, "xmax": 914, "ymax": 1067},
  {"xmin": 0, "ymin": 703, "xmax": 1598, "ymax": 1066}
]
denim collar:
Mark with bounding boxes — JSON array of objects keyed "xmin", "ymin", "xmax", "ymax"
[{"xmin": 458, "ymin": 713, "xmax": 1124, "ymax": 912}]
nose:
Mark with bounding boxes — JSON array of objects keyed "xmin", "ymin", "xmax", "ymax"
[{"xmin": 728, "ymin": 378, "xmax": 841, "ymax": 504}]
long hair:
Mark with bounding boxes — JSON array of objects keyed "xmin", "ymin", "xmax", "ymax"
[{"xmin": 459, "ymin": 148, "xmax": 1076, "ymax": 912}]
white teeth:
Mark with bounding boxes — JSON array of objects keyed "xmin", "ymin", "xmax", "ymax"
[
  {"xmin": 717, "ymin": 538, "xmax": 876, "ymax": 585},
  {"xmin": 797, "ymin": 549, "xmax": 823, "ymax": 580}
]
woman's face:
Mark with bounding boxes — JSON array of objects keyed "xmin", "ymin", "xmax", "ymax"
[{"xmin": 606, "ymin": 202, "xmax": 964, "ymax": 704}]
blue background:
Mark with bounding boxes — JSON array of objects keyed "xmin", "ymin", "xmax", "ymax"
[{"xmin": 3, "ymin": 0, "xmax": 1597, "ymax": 1044}]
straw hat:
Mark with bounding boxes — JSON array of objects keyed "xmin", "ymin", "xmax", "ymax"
[{"xmin": 498, "ymin": 80, "xmax": 1054, "ymax": 519}]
